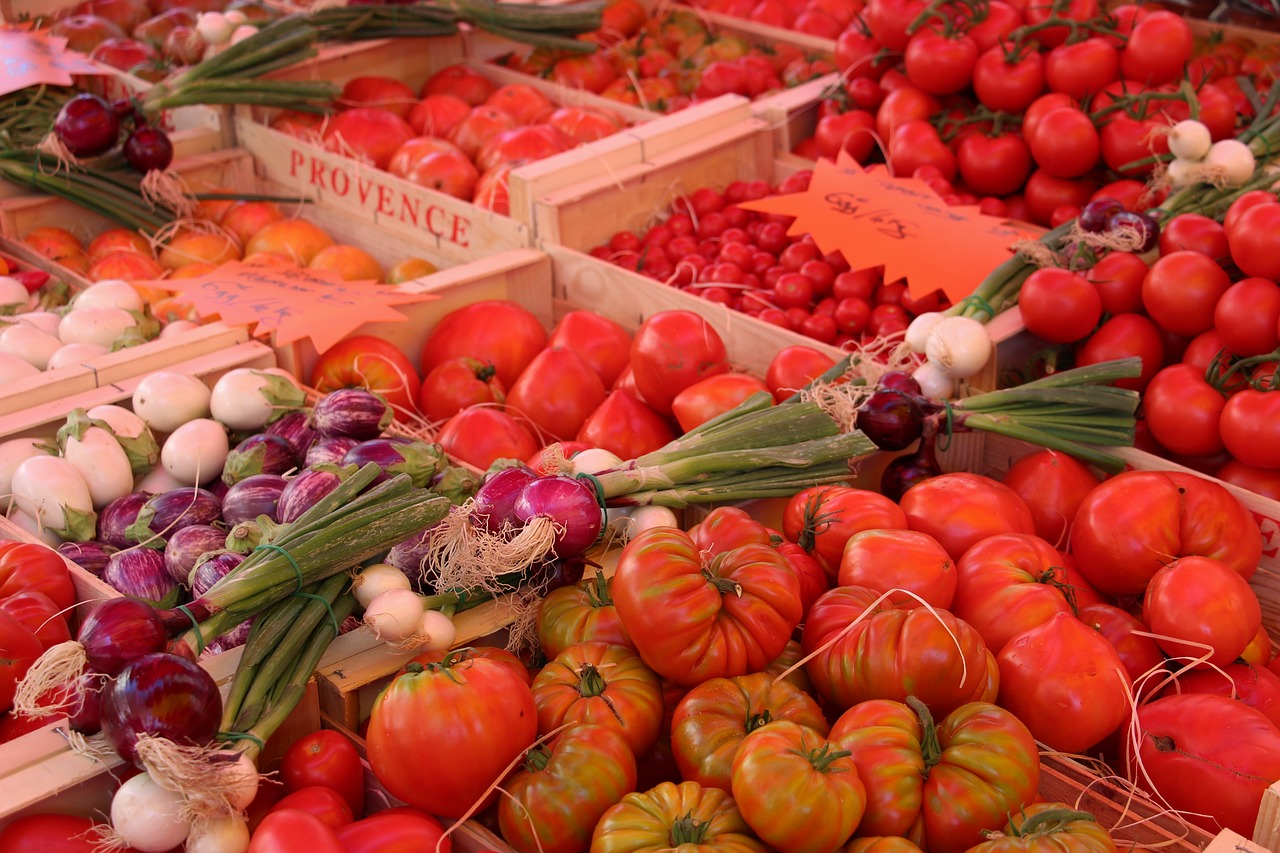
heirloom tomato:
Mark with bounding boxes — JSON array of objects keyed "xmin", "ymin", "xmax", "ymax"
[
  {"xmin": 730, "ymin": 721, "xmax": 865, "ymax": 853},
  {"xmin": 688, "ymin": 506, "xmax": 772, "ymax": 556},
  {"xmin": 783, "ymin": 486, "xmax": 908, "ymax": 579},
  {"xmin": 499, "ymin": 724, "xmax": 638, "ymax": 853},
  {"xmin": 837, "ymin": 529, "xmax": 955, "ymax": 610},
  {"xmin": 532, "ymin": 641, "xmax": 664, "ymax": 756},
  {"xmin": 366, "ymin": 652, "xmax": 537, "ymax": 818},
  {"xmin": 801, "ymin": 586, "xmax": 994, "ymax": 716},
  {"xmin": 845, "ymin": 840, "xmax": 924, "ymax": 853},
  {"xmin": 612, "ymin": 529, "xmax": 803, "ymax": 686},
  {"xmin": 965, "ymin": 804, "xmax": 1117, "ymax": 853},
  {"xmin": 0, "ymin": 541, "xmax": 76, "ymax": 611},
  {"xmin": 1165, "ymin": 663, "xmax": 1280, "ymax": 728},
  {"xmin": 413, "ymin": 644, "xmax": 531, "ymax": 685},
  {"xmin": 589, "ymin": 780, "xmax": 768, "ymax": 853},
  {"xmin": 0, "ymin": 610, "xmax": 44, "ymax": 713},
  {"xmin": 536, "ymin": 571, "xmax": 633, "ymax": 660},
  {"xmin": 829, "ymin": 698, "xmax": 1040, "ymax": 853},
  {"xmin": 898, "ymin": 473, "xmax": 1037, "ymax": 560},
  {"xmin": 773, "ymin": 540, "xmax": 828, "ymax": 618},
  {"xmin": 1077, "ymin": 603, "xmax": 1166, "ymax": 692},
  {"xmin": 0, "ymin": 590, "xmax": 69, "ymax": 650},
  {"xmin": 670, "ymin": 671, "xmax": 829, "ymax": 791}
]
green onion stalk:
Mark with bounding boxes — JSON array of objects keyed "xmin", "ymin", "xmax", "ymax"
[{"xmin": 949, "ymin": 83, "xmax": 1280, "ymax": 324}]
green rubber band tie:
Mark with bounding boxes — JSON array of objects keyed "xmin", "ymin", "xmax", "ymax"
[
  {"xmin": 216, "ymin": 731, "xmax": 265, "ymax": 752},
  {"xmin": 176, "ymin": 604, "xmax": 205, "ymax": 656},
  {"xmin": 960, "ymin": 295, "xmax": 996, "ymax": 321},
  {"xmin": 292, "ymin": 591, "xmax": 341, "ymax": 637},
  {"xmin": 938, "ymin": 401, "xmax": 955, "ymax": 453},
  {"xmin": 255, "ymin": 542, "xmax": 303, "ymax": 593},
  {"xmin": 575, "ymin": 472, "xmax": 607, "ymax": 512}
]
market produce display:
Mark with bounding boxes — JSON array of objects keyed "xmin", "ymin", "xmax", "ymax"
[{"xmin": 0, "ymin": 0, "xmax": 1278, "ymax": 849}]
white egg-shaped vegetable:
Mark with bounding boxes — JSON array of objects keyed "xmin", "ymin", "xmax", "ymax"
[
  {"xmin": 10, "ymin": 454, "xmax": 96, "ymax": 541},
  {"xmin": 620, "ymin": 505, "xmax": 680, "ymax": 539},
  {"xmin": 132, "ymin": 371, "xmax": 212, "ymax": 433},
  {"xmin": 0, "ymin": 437, "xmax": 52, "ymax": 498},
  {"xmin": 365, "ymin": 588, "xmax": 425, "ymax": 643},
  {"xmin": 46, "ymin": 342, "xmax": 110, "ymax": 371},
  {"xmin": 87, "ymin": 404, "xmax": 147, "ymax": 439},
  {"xmin": 159, "ymin": 320, "xmax": 201, "ymax": 338},
  {"xmin": 0, "ymin": 353, "xmax": 39, "ymax": 383},
  {"xmin": 14, "ymin": 311, "xmax": 62, "ymax": 336},
  {"xmin": 6, "ymin": 508, "xmax": 60, "ymax": 546},
  {"xmin": 111, "ymin": 772, "xmax": 191, "ymax": 853},
  {"xmin": 0, "ymin": 323, "xmax": 62, "ymax": 370},
  {"xmin": 135, "ymin": 464, "xmax": 184, "ymax": 494},
  {"xmin": 196, "ymin": 10, "xmax": 232, "ymax": 44},
  {"xmin": 0, "ymin": 277, "xmax": 30, "ymax": 310},
  {"xmin": 71, "ymin": 279, "xmax": 145, "ymax": 313},
  {"xmin": 160, "ymin": 418, "xmax": 229, "ymax": 485},
  {"xmin": 59, "ymin": 417, "xmax": 134, "ymax": 509},
  {"xmin": 185, "ymin": 814, "xmax": 249, "ymax": 853},
  {"xmin": 230, "ymin": 23, "xmax": 258, "ymax": 44},
  {"xmin": 1167, "ymin": 120, "xmax": 1212, "ymax": 162},
  {"xmin": 58, "ymin": 307, "xmax": 137, "ymax": 348},
  {"xmin": 209, "ymin": 368, "xmax": 305, "ymax": 432}
]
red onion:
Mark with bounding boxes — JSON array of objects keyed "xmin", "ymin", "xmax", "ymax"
[
  {"xmin": 163, "ymin": 525, "xmax": 229, "ymax": 585},
  {"xmin": 309, "ymin": 388, "xmax": 392, "ymax": 440},
  {"xmin": 857, "ymin": 390, "xmax": 925, "ymax": 451},
  {"xmin": 122, "ymin": 125, "xmax": 173, "ymax": 172},
  {"xmin": 513, "ymin": 475, "xmax": 604, "ymax": 558},
  {"xmin": 57, "ymin": 541, "xmax": 117, "ymax": 577},
  {"xmin": 98, "ymin": 492, "xmax": 154, "ymax": 550},
  {"xmin": 880, "ymin": 435, "xmax": 943, "ymax": 503},
  {"xmin": 99, "ymin": 652, "xmax": 221, "ymax": 766},
  {"xmin": 54, "ymin": 93, "xmax": 120, "ymax": 157},
  {"xmin": 265, "ymin": 410, "xmax": 319, "ymax": 457},
  {"xmin": 78, "ymin": 598, "xmax": 168, "ymax": 677},
  {"xmin": 69, "ymin": 670, "xmax": 104, "ymax": 734},
  {"xmin": 222, "ymin": 434, "xmax": 299, "ymax": 486},
  {"xmin": 104, "ymin": 549, "xmax": 180, "ymax": 608},
  {"xmin": 305, "ymin": 436, "xmax": 359, "ymax": 467},
  {"xmin": 221, "ymin": 473, "xmax": 287, "ymax": 526},
  {"xmin": 471, "ymin": 465, "xmax": 537, "ymax": 535}
]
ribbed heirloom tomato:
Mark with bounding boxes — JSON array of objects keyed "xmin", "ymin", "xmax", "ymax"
[
  {"xmin": 590, "ymin": 781, "xmax": 767, "ymax": 853},
  {"xmin": 783, "ymin": 486, "xmax": 908, "ymax": 579},
  {"xmin": 536, "ymin": 572, "xmax": 634, "ymax": 660}
]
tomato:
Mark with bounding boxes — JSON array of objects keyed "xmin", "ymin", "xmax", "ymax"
[
  {"xmin": 1074, "ymin": 313, "xmax": 1165, "ymax": 393},
  {"xmin": 417, "ymin": 356, "xmax": 505, "ymax": 423},
  {"xmin": 837, "ymin": 529, "xmax": 956, "ymax": 610},
  {"xmin": 311, "ymin": 335, "xmax": 421, "ymax": 418},
  {"xmin": 1226, "ymin": 201, "xmax": 1280, "ymax": 281},
  {"xmin": 0, "ymin": 814, "xmax": 137, "ymax": 852},
  {"xmin": 782, "ymin": 486, "xmax": 908, "ymax": 579},
  {"xmin": 1078, "ymin": 602, "xmax": 1165, "ymax": 693},
  {"xmin": 814, "ymin": 109, "xmax": 878, "ymax": 163},
  {"xmin": 835, "ymin": 27, "xmax": 896, "ymax": 79},
  {"xmin": 1120, "ymin": 11, "xmax": 1193, "ymax": 85},
  {"xmin": 250, "ymin": 809, "xmax": 346, "ymax": 852},
  {"xmin": 687, "ymin": 507, "xmax": 772, "ymax": 557},
  {"xmin": 412, "ymin": 645, "xmax": 531, "ymax": 686},
  {"xmin": 1098, "ymin": 114, "xmax": 1159, "ymax": 177},
  {"xmin": 500, "ymin": 724, "xmax": 638, "ymax": 853},
  {"xmin": 972, "ymin": 47, "xmax": 1045, "ymax": 113},
  {"xmin": 280, "ymin": 729, "xmax": 365, "ymax": 819},
  {"xmin": 532, "ymin": 641, "xmax": 663, "ymax": 756},
  {"xmin": 889, "ymin": 121, "xmax": 957, "ymax": 183},
  {"xmin": 612, "ymin": 529, "xmax": 803, "ymax": 687},
  {"xmin": 1216, "ymin": 277, "xmax": 1280, "ymax": 357},
  {"xmin": 1045, "ymin": 38, "xmax": 1119, "ymax": 99},
  {"xmin": 0, "ymin": 541, "xmax": 76, "ymax": 611},
  {"xmin": 1158, "ymin": 212, "xmax": 1229, "ymax": 261},
  {"xmin": 438, "ymin": 406, "xmax": 538, "ymax": 470},
  {"xmin": 0, "ymin": 590, "xmax": 69, "ymax": 651},
  {"xmin": 898, "ymin": 472, "xmax": 1035, "ymax": 561},
  {"xmin": 1070, "ymin": 470, "xmax": 1262, "ymax": 595},
  {"xmin": 1123, "ymin": 694, "xmax": 1280, "ymax": 836},
  {"xmin": 829, "ymin": 699, "xmax": 1039, "ymax": 853},
  {"xmin": 422, "ymin": 64, "xmax": 498, "ymax": 106},
  {"xmin": 322, "ymin": 108, "xmax": 414, "ymax": 171},
  {"xmin": 864, "ymin": 0, "xmax": 927, "ymax": 50},
  {"xmin": 1166, "ymin": 663, "xmax": 1280, "ymax": 729},
  {"xmin": 1027, "ymin": 108, "xmax": 1100, "ymax": 179},
  {"xmin": 670, "ymin": 670, "xmax": 828, "ymax": 792},
  {"xmin": 955, "ymin": 132, "xmax": 1032, "ymax": 198},
  {"xmin": 591, "ymin": 779, "xmax": 765, "ymax": 853},
  {"xmin": 1144, "ymin": 555, "xmax": 1261, "ymax": 667},
  {"xmin": 1221, "ymin": 388, "xmax": 1280, "ymax": 469},
  {"xmin": 1141, "ymin": 250, "xmax": 1232, "ymax": 338},
  {"xmin": 0, "ymin": 609, "xmax": 44, "ymax": 714},
  {"xmin": 998, "ymin": 449, "xmax": 1100, "ymax": 547},
  {"xmin": 1084, "ymin": 252, "xmax": 1147, "ymax": 316},
  {"xmin": 577, "ymin": 390, "xmax": 676, "ymax": 461},
  {"xmin": 998, "ymin": 611, "xmax": 1132, "ymax": 752},
  {"xmin": 966, "ymin": 803, "xmax": 1116, "ymax": 853},
  {"xmin": 1021, "ymin": 169, "xmax": 1096, "ymax": 227},
  {"xmin": 1142, "ymin": 364, "xmax": 1227, "ymax": 458},
  {"xmin": 801, "ymin": 585, "xmax": 994, "ymax": 716},
  {"xmin": 537, "ymin": 571, "xmax": 633, "ymax": 659},
  {"xmin": 671, "ymin": 373, "xmax": 770, "ymax": 433},
  {"xmin": 268, "ymin": 786, "xmax": 354, "ymax": 830},
  {"xmin": 730, "ymin": 721, "xmax": 865, "ymax": 853},
  {"xmin": 548, "ymin": 310, "xmax": 632, "ymax": 389},
  {"xmin": 628, "ymin": 311, "xmax": 730, "ymax": 417},
  {"xmin": 336, "ymin": 812, "xmax": 451, "ymax": 853},
  {"xmin": 904, "ymin": 31, "xmax": 978, "ymax": 95},
  {"xmin": 1018, "ymin": 267, "xmax": 1102, "ymax": 345},
  {"xmin": 765, "ymin": 346, "xmax": 837, "ymax": 404},
  {"xmin": 1217, "ymin": 459, "xmax": 1280, "ymax": 501},
  {"xmin": 366, "ymin": 654, "xmax": 538, "ymax": 818},
  {"xmin": 421, "ymin": 300, "xmax": 548, "ymax": 388},
  {"xmin": 506, "ymin": 347, "xmax": 608, "ymax": 443},
  {"xmin": 874, "ymin": 87, "xmax": 941, "ymax": 146}
]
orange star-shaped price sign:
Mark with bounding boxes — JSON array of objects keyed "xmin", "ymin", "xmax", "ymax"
[
  {"xmin": 0, "ymin": 30, "xmax": 105, "ymax": 98},
  {"xmin": 148, "ymin": 262, "xmax": 439, "ymax": 354},
  {"xmin": 740, "ymin": 152, "xmax": 1037, "ymax": 305}
]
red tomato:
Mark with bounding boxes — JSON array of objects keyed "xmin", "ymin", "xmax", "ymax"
[
  {"xmin": 268, "ymin": 786, "xmax": 354, "ymax": 830},
  {"xmin": 904, "ymin": 31, "xmax": 978, "ymax": 95},
  {"xmin": 407, "ymin": 94, "xmax": 470, "ymax": 137},
  {"xmin": 1142, "ymin": 364, "xmax": 1226, "ymax": 457},
  {"xmin": 1216, "ymin": 459, "xmax": 1280, "ymax": 501},
  {"xmin": 1226, "ymin": 201, "xmax": 1280, "ymax": 281},
  {"xmin": 1027, "ymin": 108, "xmax": 1100, "ymax": 178},
  {"xmin": 536, "ymin": 572, "xmax": 633, "ymax": 659},
  {"xmin": 1078, "ymin": 602, "xmax": 1166, "ymax": 693},
  {"xmin": 890, "ymin": 120, "xmax": 957, "ymax": 183},
  {"xmin": 1158, "ymin": 213, "xmax": 1229, "ymax": 260},
  {"xmin": 765, "ymin": 346, "xmax": 837, "ymax": 404},
  {"xmin": 412, "ymin": 645, "xmax": 531, "ymax": 687},
  {"xmin": 998, "ymin": 449, "xmax": 1100, "ymax": 547},
  {"xmin": 576, "ymin": 390, "xmax": 675, "ymax": 461},
  {"xmin": 1120, "ymin": 11, "xmax": 1193, "ymax": 85},
  {"xmin": 688, "ymin": 506, "xmax": 772, "ymax": 557},
  {"xmin": 506, "ymin": 347, "xmax": 607, "ymax": 442},
  {"xmin": 1141, "ymin": 250, "xmax": 1232, "ymax": 337},
  {"xmin": 875, "ymin": 87, "xmax": 941, "ymax": 145},
  {"xmin": 837, "ymin": 528, "xmax": 956, "ymax": 609},
  {"xmin": 629, "ymin": 311, "xmax": 730, "ymax": 417},
  {"xmin": 0, "ymin": 609, "xmax": 44, "ymax": 713},
  {"xmin": 774, "ymin": 540, "xmax": 829, "ymax": 618},
  {"xmin": 1018, "ymin": 267, "xmax": 1102, "ymax": 344},
  {"xmin": 864, "ymin": 0, "xmax": 928, "ymax": 50},
  {"xmin": 814, "ymin": 109, "xmax": 877, "ymax": 163},
  {"xmin": 955, "ymin": 132, "xmax": 1032, "ymax": 198},
  {"xmin": 782, "ymin": 486, "xmax": 909, "ymax": 579},
  {"xmin": 548, "ymin": 310, "xmax": 632, "ymax": 389},
  {"xmin": 280, "ymin": 729, "xmax": 365, "ymax": 818},
  {"xmin": 337, "ymin": 812, "xmax": 451, "ymax": 853},
  {"xmin": 1045, "ymin": 37, "xmax": 1119, "ymax": 99},
  {"xmin": 0, "ymin": 541, "xmax": 75, "ymax": 611},
  {"xmin": 438, "ymin": 406, "xmax": 538, "ymax": 470},
  {"xmin": 321, "ymin": 108, "xmax": 414, "ymax": 171},
  {"xmin": 249, "ymin": 809, "xmax": 346, "ymax": 853},
  {"xmin": 417, "ymin": 356, "xmax": 505, "ymax": 423},
  {"xmin": 898, "ymin": 473, "xmax": 1036, "ymax": 561},
  {"xmin": 964, "ymin": 0, "xmax": 1024, "ymax": 51},
  {"xmin": 1216, "ymin": 277, "xmax": 1280, "ymax": 357},
  {"xmin": 1166, "ymin": 663, "xmax": 1280, "ymax": 729},
  {"xmin": 0, "ymin": 590, "xmax": 69, "ymax": 651},
  {"xmin": 1073, "ymin": 313, "xmax": 1165, "ymax": 393},
  {"xmin": 1023, "ymin": 0, "xmax": 1098, "ymax": 46},
  {"xmin": 1084, "ymin": 251, "xmax": 1147, "ymax": 315},
  {"xmin": 420, "ymin": 300, "xmax": 548, "ymax": 388},
  {"xmin": 972, "ymin": 47, "xmax": 1045, "ymax": 113},
  {"xmin": 339, "ymin": 76, "xmax": 416, "ymax": 118},
  {"xmin": 1144, "ymin": 555, "xmax": 1262, "ymax": 666},
  {"xmin": 311, "ymin": 336, "xmax": 421, "ymax": 418},
  {"xmin": 997, "ymin": 612, "xmax": 1131, "ymax": 752},
  {"xmin": 0, "ymin": 814, "xmax": 138, "ymax": 852},
  {"xmin": 1221, "ymin": 388, "xmax": 1280, "ymax": 469},
  {"xmin": 421, "ymin": 65, "xmax": 497, "ymax": 106},
  {"xmin": 1021, "ymin": 169, "xmax": 1096, "ymax": 227},
  {"xmin": 671, "ymin": 373, "xmax": 770, "ymax": 433}
]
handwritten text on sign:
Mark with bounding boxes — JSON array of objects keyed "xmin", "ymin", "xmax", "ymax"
[
  {"xmin": 150, "ymin": 262, "xmax": 437, "ymax": 354},
  {"xmin": 0, "ymin": 30, "xmax": 105, "ymax": 97},
  {"xmin": 741, "ymin": 155, "xmax": 1036, "ymax": 305}
]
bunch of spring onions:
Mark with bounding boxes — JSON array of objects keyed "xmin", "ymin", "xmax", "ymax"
[{"xmin": 14, "ymin": 463, "xmax": 448, "ymax": 723}]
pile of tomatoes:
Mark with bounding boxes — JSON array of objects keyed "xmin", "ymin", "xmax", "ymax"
[
  {"xmin": 586, "ymin": 172, "xmax": 950, "ymax": 345},
  {"xmin": 488, "ymin": 2, "xmax": 835, "ymax": 113},
  {"xmin": 794, "ymin": 0, "xmax": 1280, "ymax": 225}
]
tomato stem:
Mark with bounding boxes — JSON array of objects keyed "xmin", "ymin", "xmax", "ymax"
[
  {"xmin": 806, "ymin": 742, "xmax": 853, "ymax": 773},
  {"xmin": 1007, "ymin": 807, "xmax": 1099, "ymax": 838},
  {"xmin": 668, "ymin": 812, "xmax": 711, "ymax": 846},
  {"xmin": 906, "ymin": 696, "xmax": 944, "ymax": 772},
  {"xmin": 585, "ymin": 570, "xmax": 614, "ymax": 608},
  {"xmin": 576, "ymin": 662, "xmax": 609, "ymax": 698}
]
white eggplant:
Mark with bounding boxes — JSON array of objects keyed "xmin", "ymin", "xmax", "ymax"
[{"xmin": 10, "ymin": 454, "xmax": 97, "ymax": 541}]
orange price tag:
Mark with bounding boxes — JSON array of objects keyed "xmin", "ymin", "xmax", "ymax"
[
  {"xmin": 739, "ymin": 153, "xmax": 1037, "ymax": 305},
  {"xmin": 147, "ymin": 262, "xmax": 439, "ymax": 353},
  {"xmin": 0, "ymin": 30, "xmax": 104, "ymax": 97}
]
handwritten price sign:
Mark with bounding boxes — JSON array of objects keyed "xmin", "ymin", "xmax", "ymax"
[
  {"xmin": 740, "ymin": 153, "xmax": 1038, "ymax": 305},
  {"xmin": 149, "ymin": 262, "xmax": 438, "ymax": 353},
  {"xmin": 0, "ymin": 30, "xmax": 104, "ymax": 98}
]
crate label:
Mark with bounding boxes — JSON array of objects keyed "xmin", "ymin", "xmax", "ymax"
[
  {"xmin": 739, "ymin": 152, "xmax": 1036, "ymax": 305},
  {"xmin": 147, "ymin": 262, "xmax": 437, "ymax": 353},
  {"xmin": 0, "ymin": 30, "xmax": 103, "ymax": 97},
  {"xmin": 283, "ymin": 147, "xmax": 472, "ymax": 249},
  {"xmin": 1255, "ymin": 510, "xmax": 1280, "ymax": 564}
]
